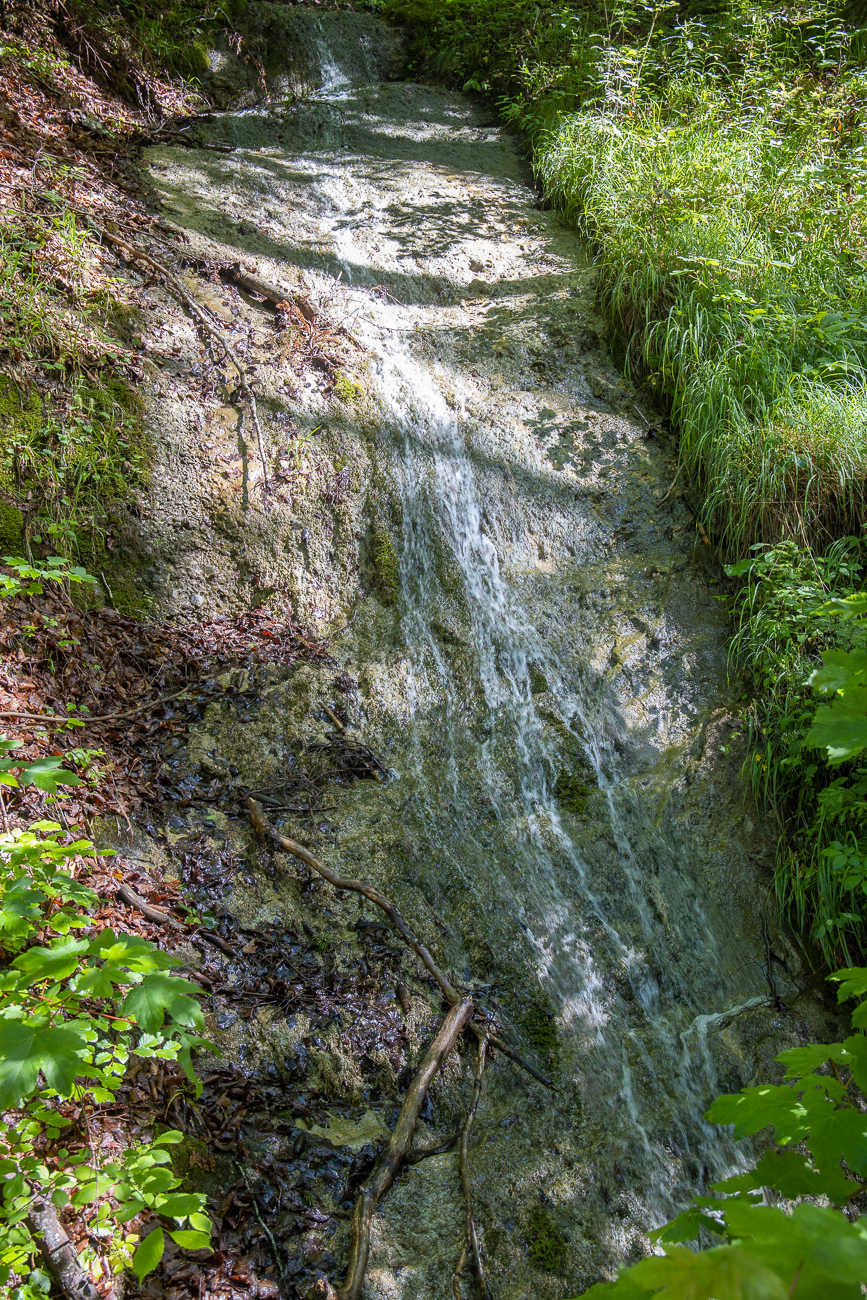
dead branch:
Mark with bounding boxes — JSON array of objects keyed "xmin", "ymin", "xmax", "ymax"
[
  {"xmin": 315, "ymin": 997, "xmax": 474, "ymax": 1300},
  {"xmin": 225, "ymin": 263, "xmax": 316, "ymax": 322},
  {"xmin": 248, "ymin": 797, "xmax": 461, "ymax": 1001},
  {"xmin": 454, "ymin": 1036, "xmax": 490, "ymax": 1300},
  {"xmin": 0, "ymin": 685, "xmax": 194, "ymax": 726},
  {"xmin": 247, "ymin": 798, "xmax": 555, "ymax": 1091},
  {"xmin": 27, "ymin": 1192, "xmax": 107, "ymax": 1300},
  {"xmin": 116, "ymin": 883, "xmax": 183, "ymax": 930}
]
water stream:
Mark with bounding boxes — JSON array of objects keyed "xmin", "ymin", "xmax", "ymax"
[{"xmin": 146, "ymin": 9, "xmax": 810, "ymax": 1294}]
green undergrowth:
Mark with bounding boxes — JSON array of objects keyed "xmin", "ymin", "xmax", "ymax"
[{"xmin": 727, "ymin": 538, "xmax": 867, "ymax": 967}]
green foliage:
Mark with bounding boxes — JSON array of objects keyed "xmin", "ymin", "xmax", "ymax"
[
  {"xmin": 0, "ymin": 820, "xmax": 216, "ymax": 1290},
  {"xmin": 0, "ymin": 555, "xmax": 95, "ymax": 601},
  {"xmin": 578, "ymin": 966, "xmax": 867, "ymax": 1298},
  {"xmin": 399, "ymin": 0, "xmax": 867, "ymax": 556},
  {"xmin": 724, "ymin": 538, "xmax": 867, "ymax": 964}
]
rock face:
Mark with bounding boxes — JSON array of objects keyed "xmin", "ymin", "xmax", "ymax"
[{"xmin": 134, "ymin": 9, "xmax": 842, "ymax": 1297}]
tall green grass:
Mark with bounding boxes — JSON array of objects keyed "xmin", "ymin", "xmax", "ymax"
[
  {"xmin": 537, "ymin": 77, "xmax": 867, "ymax": 554},
  {"xmin": 727, "ymin": 538, "xmax": 867, "ymax": 966}
]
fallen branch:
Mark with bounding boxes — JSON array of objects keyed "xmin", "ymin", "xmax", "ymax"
[
  {"xmin": 247, "ymin": 798, "xmax": 461, "ymax": 1001},
  {"xmin": 116, "ymin": 883, "xmax": 183, "ymax": 930},
  {"xmin": 247, "ymin": 798, "xmax": 554, "ymax": 1090},
  {"xmin": 115, "ymin": 885, "xmax": 238, "ymax": 956},
  {"xmin": 0, "ymin": 685, "xmax": 194, "ymax": 726},
  {"xmin": 27, "ymin": 1192, "xmax": 106, "ymax": 1300},
  {"xmin": 224, "ymin": 263, "xmax": 316, "ymax": 322},
  {"xmin": 453, "ymin": 1036, "xmax": 489, "ymax": 1300},
  {"xmin": 315, "ymin": 997, "xmax": 474, "ymax": 1300}
]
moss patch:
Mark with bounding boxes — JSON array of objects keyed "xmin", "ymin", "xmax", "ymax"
[
  {"xmin": 332, "ymin": 369, "xmax": 363, "ymax": 404},
  {"xmin": 526, "ymin": 1204, "xmax": 569, "ymax": 1275},
  {"xmin": 554, "ymin": 745, "xmax": 596, "ymax": 816},
  {"xmin": 370, "ymin": 523, "xmax": 399, "ymax": 606},
  {"xmin": 518, "ymin": 993, "xmax": 560, "ymax": 1071},
  {"xmin": 0, "ymin": 502, "xmax": 23, "ymax": 553}
]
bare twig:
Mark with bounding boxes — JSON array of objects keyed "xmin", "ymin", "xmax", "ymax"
[
  {"xmin": 315, "ymin": 998, "xmax": 475, "ymax": 1300},
  {"xmin": 322, "ymin": 703, "xmax": 347, "ymax": 733},
  {"xmin": 658, "ymin": 462, "xmax": 682, "ymax": 505},
  {"xmin": 454, "ymin": 1036, "xmax": 490, "ymax": 1300}
]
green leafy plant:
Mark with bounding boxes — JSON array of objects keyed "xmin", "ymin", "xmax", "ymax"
[
  {"xmin": 0, "ymin": 555, "xmax": 95, "ymax": 601},
  {"xmin": 0, "ymin": 822, "xmax": 215, "ymax": 1291},
  {"xmin": 581, "ymin": 966, "xmax": 867, "ymax": 1298}
]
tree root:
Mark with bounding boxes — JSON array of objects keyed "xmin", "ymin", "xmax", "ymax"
[
  {"xmin": 314, "ymin": 997, "xmax": 475, "ymax": 1300},
  {"xmin": 95, "ymin": 229, "xmax": 270, "ymax": 492},
  {"xmin": 453, "ymin": 1036, "xmax": 489, "ymax": 1300},
  {"xmin": 27, "ymin": 1193, "xmax": 106, "ymax": 1300},
  {"xmin": 247, "ymin": 797, "xmax": 554, "ymax": 1091}
]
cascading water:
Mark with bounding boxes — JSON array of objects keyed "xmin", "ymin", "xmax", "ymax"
[{"xmin": 147, "ymin": 8, "xmax": 816, "ymax": 1292}]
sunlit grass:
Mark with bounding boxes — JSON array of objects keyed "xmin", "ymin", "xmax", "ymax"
[{"xmin": 537, "ymin": 80, "xmax": 867, "ymax": 553}]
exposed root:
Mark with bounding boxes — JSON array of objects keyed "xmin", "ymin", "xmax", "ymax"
[
  {"xmin": 92, "ymin": 228, "xmax": 271, "ymax": 492},
  {"xmin": 246, "ymin": 797, "xmax": 555, "ymax": 1091},
  {"xmin": 454, "ymin": 1036, "xmax": 489, "ymax": 1300},
  {"xmin": 0, "ymin": 684, "xmax": 194, "ymax": 725},
  {"xmin": 314, "ymin": 997, "xmax": 475, "ymax": 1300}
]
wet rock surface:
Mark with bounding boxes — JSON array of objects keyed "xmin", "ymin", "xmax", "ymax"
[{"xmin": 123, "ymin": 9, "xmax": 844, "ymax": 1299}]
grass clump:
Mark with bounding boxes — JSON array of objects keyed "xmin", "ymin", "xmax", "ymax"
[{"xmin": 392, "ymin": 0, "xmax": 867, "ymax": 556}]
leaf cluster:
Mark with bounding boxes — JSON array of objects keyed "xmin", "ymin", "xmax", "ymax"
[
  {"xmin": 0, "ymin": 820, "xmax": 216, "ymax": 1290},
  {"xmin": 579, "ymin": 967, "xmax": 867, "ymax": 1299}
]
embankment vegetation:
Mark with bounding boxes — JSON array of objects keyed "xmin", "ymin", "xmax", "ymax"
[{"xmin": 384, "ymin": 0, "xmax": 867, "ymax": 969}]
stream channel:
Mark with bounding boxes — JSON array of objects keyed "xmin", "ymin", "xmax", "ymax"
[{"xmin": 133, "ymin": 8, "xmax": 838, "ymax": 1297}]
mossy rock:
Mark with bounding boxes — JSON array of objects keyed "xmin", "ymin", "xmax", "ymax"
[
  {"xmin": 370, "ymin": 523, "xmax": 399, "ymax": 606},
  {"xmin": 554, "ymin": 745, "xmax": 596, "ymax": 816},
  {"xmin": 526, "ymin": 1204, "xmax": 569, "ymax": 1276},
  {"xmin": 0, "ymin": 502, "xmax": 23, "ymax": 553}
]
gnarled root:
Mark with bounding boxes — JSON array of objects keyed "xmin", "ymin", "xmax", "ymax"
[
  {"xmin": 453, "ymin": 1036, "xmax": 489, "ymax": 1300},
  {"xmin": 246, "ymin": 799, "xmax": 554, "ymax": 1092},
  {"xmin": 315, "ymin": 997, "xmax": 475, "ymax": 1300}
]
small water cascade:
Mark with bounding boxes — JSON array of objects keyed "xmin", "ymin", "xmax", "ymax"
[{"xmin": 147, "ymin": 9, "xmax": 809, "ymax": 1292}]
